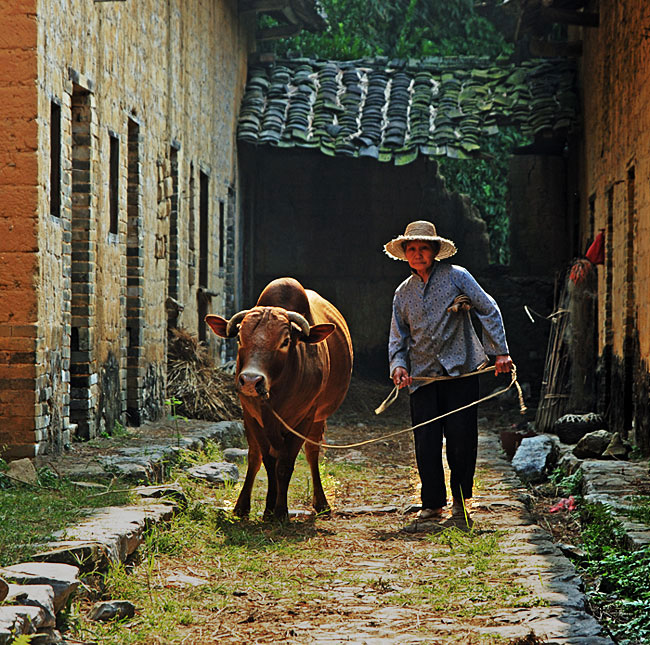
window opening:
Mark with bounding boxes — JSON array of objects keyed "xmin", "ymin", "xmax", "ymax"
[
  {"xmin": 109, "ymin": 134, "xmax": 119, "ymax": 235},
  {"xmin": 198, "ymin": 170, "xmax": 209, "ymax": 341},
  {"xmin": 50, "ymin": 101, "xmax": 61, "ymax": 217}
]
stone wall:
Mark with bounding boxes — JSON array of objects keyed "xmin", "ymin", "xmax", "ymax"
[
  {"xmin": 576, "ymin": 0, "xmax": 650, "ymax": 451},
  {"xmin": 0, "ymin": 0, "xmax": 250, "ymax": 457}
]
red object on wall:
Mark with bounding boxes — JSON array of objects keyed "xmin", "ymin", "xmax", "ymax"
[{"xmin": 585, "ymin": 230, "xmax": 605, "ymax": 265}]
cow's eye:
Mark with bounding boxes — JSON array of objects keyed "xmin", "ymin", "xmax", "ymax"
[{"xmin": 280, "ymin": 337, "xmax": 290, "ymax": 348}]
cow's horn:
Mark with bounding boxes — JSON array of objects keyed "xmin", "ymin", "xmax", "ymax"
[
  {"xmin": 225, "ymin": 310, "xmax": 250, "ymax": 337},
  {"xmin": 286, "ymin": 311, "xmax": 310, "ymax": 337}
]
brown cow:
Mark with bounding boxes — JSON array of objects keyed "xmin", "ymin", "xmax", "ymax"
[{"xmin": 205, "ymin": 277, "xmax": 353, "ymax": 520}]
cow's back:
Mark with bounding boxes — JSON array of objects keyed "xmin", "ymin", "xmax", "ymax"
[
  {"xmin": 256, "ymin": 278, "xmax": 353, "ymax": 419},
  {"xmin": 306, "ymin": 289, "xmax": 353, "ymax": 420}
]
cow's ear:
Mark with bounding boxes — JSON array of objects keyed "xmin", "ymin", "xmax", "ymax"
[
  {"xmin": 205, "ymin": 314, "xmax": 229, "ymax": 338},
  {"xmin": 302, "ymin": 323, "xmax": 335, "ymax": 344}
]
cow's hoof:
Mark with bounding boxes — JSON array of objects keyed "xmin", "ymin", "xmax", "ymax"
[{"xmin": 233, "ymin": 506, "xmax": 250, "ymax": 518}]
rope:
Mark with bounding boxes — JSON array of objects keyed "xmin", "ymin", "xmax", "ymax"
[
  {"xmin": 268, "ymin": 364, "xmax": 526, "ymax": 451},
  {"xmin": 374, "ymin": 363, "xmax": 494, "ymax": 415}
]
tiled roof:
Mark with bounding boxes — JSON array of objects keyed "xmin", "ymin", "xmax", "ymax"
[{"xmin": 237, "ymin": 57, "xmax": 578, "ymax": 164}]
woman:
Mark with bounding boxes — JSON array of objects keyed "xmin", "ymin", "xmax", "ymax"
[{"xmin": 385, "ymin": 220, "xmax": 512, "ymax": 520}]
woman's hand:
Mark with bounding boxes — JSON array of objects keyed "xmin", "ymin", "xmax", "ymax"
[
  {"xmin": 495, "ymin": 354, "xmax": 513, "ymax": 374},
  {"xmin": 392, "ymin": 367, "xmax": 412, "ymax": 389}
]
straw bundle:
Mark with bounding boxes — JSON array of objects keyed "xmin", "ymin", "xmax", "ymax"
[{"xmin": 167, "ymin": 327, "xmax": 242, "ymax": 421}]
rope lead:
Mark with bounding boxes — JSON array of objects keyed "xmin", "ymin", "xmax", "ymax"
[{"xmin": 269, "ymin": 363, "xmax": 526, "ymax": 451}]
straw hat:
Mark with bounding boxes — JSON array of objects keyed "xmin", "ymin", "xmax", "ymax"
[{"xmin": 384, "ymin": 220, "xmax": 457, "ymax": 261}]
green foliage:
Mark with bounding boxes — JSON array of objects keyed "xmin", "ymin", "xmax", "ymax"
[
  {"xmin": 270, "ymin": 0, "xmax": 511, "ymax": 61},
  {"xmin": 575, "ymin": 503, "xmax": 650, "ymax": 642},
  {"xmin": 9, "ymin": 636, "xmax": 34, "ymax": 645},
  {"xmin": 586, "ymin": 547, "xmax": 650, "ymax": 644},
  {"xmin": 437, "ymin": 129, "xmax": 526, "ymax": 264},
  {"xmin": 112, "ymin": 420, "xmax": 129, "ymax": 438},
  {"xmin": 0, "ymin": 456, "xmax": 9, "ymax": 490},
  {"xmin": 579, "ymin": 502, "xmax": 627, "ymax": 561},
  {"xmin": 36, "ymin": 466, "xmax": 60, "ymax": 489},
  {"xmin": 549, "ymin": 466, "xmax": 583, "ymax": 497},
  {"xmin": 624, "ymin": 495, "xmax": 650, "ymax": 525}
]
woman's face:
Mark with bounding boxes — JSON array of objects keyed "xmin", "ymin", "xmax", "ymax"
[{"xmin": 404, "ymin": 240, "xmax": 437, "ymax": 275}]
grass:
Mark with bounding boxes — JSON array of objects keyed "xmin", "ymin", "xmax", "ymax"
[{"xmin": 0, "ymin": 463, "xmax": 134, "ymax": 567}]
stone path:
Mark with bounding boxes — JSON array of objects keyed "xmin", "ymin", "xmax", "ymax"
[
  {"xmin": 3, "ymin": 411, "xmax": 641, "ymax": 643},
  {"xmin": 285, "ymin": 427, "xmax": 614, "ymax": 645}
]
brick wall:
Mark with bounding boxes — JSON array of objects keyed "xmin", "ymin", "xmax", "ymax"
[
  {"xmin": 0, "ymin": 0, "xmax": 250, "ymax": 456},
  {"xmin": 0, "ymin": 0, "xmax": 40, "ymax": 457},
  {"xmin": 577, "ymin": 0, "xmax": 650, "ymax": 450}
]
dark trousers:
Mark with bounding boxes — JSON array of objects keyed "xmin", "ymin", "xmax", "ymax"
[{"xmin": 409, "ymin": 376, "xmax": 479, "ymax": 509}]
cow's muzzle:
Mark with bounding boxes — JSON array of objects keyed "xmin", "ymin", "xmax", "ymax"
[{"xmin": 237, "ymin": 370, "xmax": 270, "ymax": 399}]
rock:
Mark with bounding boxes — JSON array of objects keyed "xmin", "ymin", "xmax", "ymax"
[
  {"xmin": 0, "ymin": 605, "xmax": 42, "ymax": 644},
  {"xmin": 134, "ymin": 483, "xmax": 187, "ymax": 504},
  {"xmin": 556, "ymin": 445, "xmax": 581, "ymax": 475},
  {"xmin": 0, "ymin": 563, "xmax": 79, "ymax": 613},
  {"xmin": 338, "ymin": 505, "xmax": 399, "ymax": 515},
  {"xmin": 603, "ymin": 432, "xmax": 629, "ymax": 459},
  {"xmin": 4, "ymin": 584, "xmax": 56, "ymax": 628},
  {"xmin": 556, "ymin": 543, "xmax": 587, "ymax": 560},
  {"xmin": 573, "ymin": 430, "xmax": 614, "ymax": 459},
  {"xmin": 165, "ymin": 573, "xmax": 209, "ymax": 587},
  {"xmin": 88, "ymin": 599, "xmax": 136, "ymax": 622},
  {"xmin": 223, "ymin": 448, "xmax": 248, "ymax": 463},
  {"xmin": 511, "ymin": 435, "xmax": 559, "ymax": 483},
  {"xmin": 553, "ymin": 412, "xmax": 605, "ymax": 444},
  {"xmin": 6, "ymin": 458, "xmax": 38, "ymax": 485},
  {"xmin": 187, "ymin": 462, "xmax": 239, "ymax": 485},
  {"xmin": 333, "ymin": 449, "xmax": 365, "ymax": 464}
]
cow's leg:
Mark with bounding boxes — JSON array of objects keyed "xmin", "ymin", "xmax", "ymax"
[
  {"xmin": 261, "ymin": 453, "xmax": 278, "ymax": 520},
  {"xmin": 273, "ymin": 435, "xmax": 304, "ymax": 521},
  {"xmin": 233, "ymin": 423, "xmax": 263, "ymax": 518},
  {"xmin": 304, "ymin": 421, "xmax": 330, "ymax": 515}
]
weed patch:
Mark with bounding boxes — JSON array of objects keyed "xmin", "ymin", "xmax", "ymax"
[
  {"xmin": 0, "ymin": 472, "xmax": 133, "ymax": 567},
  {"xmin": 576, "ymin": 503, "xmax": 650, "ymax": 643}
]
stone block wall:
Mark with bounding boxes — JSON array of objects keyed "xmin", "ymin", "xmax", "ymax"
[
  {"xmin": 0, "ymin": 0, "xmax": 250, "ymax": 456},
  {"xmin": 577, "ymin": 0, "xmax": 650, "ymax": 451}
]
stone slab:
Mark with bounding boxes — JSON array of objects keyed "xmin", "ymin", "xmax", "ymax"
[
  {"xmin": 0, "ymin": 563, "xmax": 79, "ymax": 613},
  {"xmin": 33, "ymin": 501, "xmax": 176, "ymax": 570},
  {"xmin": 5, "ymin": 583, "xmax": 56, "ymax": 628},
  {"xmin": 0, "ymin": 605, "xmax": 42, "ymax": 644}
]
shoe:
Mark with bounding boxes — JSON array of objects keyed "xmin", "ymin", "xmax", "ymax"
[
  {"xmin": 452, "ymin": 499, "xmax": 471, "ymax": 516},
  {"xmin": 417, "ymin": 507, "xmax": 443, "ymax": 520}
]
